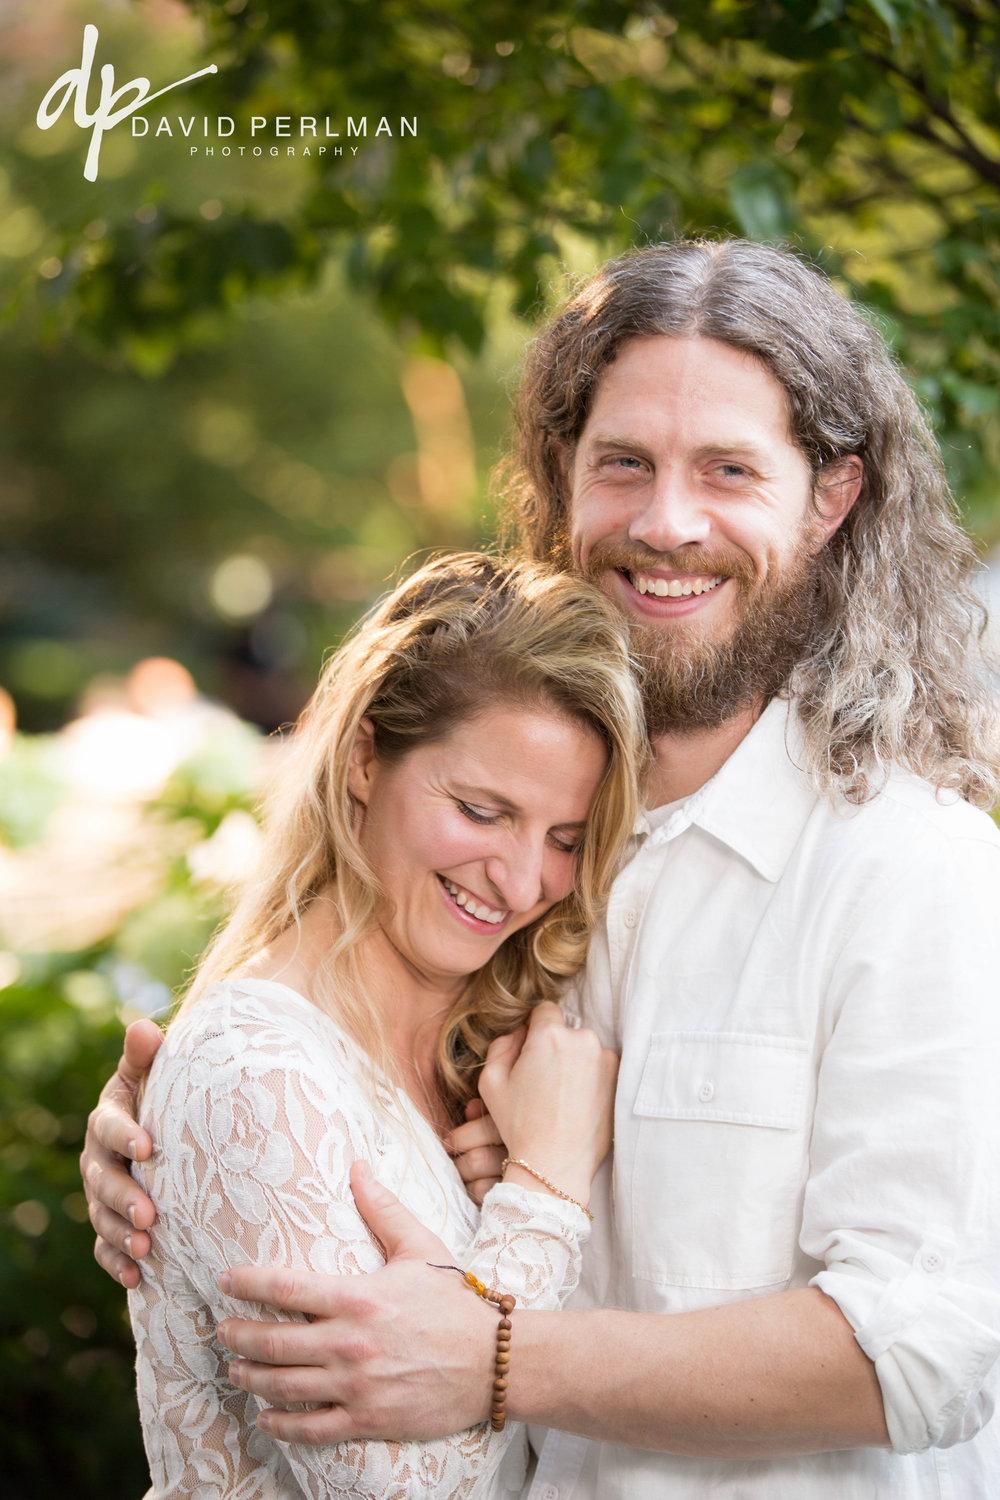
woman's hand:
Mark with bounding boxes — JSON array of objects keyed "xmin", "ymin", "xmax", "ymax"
[
  {"xmin": 444, "ymin": 1098, "xmax": 506, "ymax": 1206},
  {"xmin": 478, "ymin": 1002, "xmax": 618, "ymax": 1209}
]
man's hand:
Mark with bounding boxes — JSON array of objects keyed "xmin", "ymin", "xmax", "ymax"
[
  {"xmin": 81, "ymin": 1018, "xmax": 162, "ymax": 1287},
  {"xmin": 218, "ymin": 1161, "xmax": 496, "ymax": 1444},
  {"xmin": 444, "ymin": 1098, "xmax": 505, "ymax": 1206}
]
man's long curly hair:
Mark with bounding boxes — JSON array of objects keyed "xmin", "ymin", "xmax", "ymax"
[{"xmin": 500, "ymin": 238, "xmax": 999, "ymax": 806}]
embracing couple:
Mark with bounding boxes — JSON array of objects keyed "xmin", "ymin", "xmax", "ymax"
[{"xmin": 83, "ymin": 239, "xmax": 1000, "ymax": 1498}]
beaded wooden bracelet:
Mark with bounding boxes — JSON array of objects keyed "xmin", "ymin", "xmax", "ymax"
[
  {"xmin": 501, "ymin": 1156, "xmax": 595, "ymax": 1221},
  {"xmin": 430, "ymin": 1264, "xmax": 516, "ymax": 1431}
]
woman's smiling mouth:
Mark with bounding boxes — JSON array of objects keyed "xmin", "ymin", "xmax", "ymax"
[{"xmin": 439, "ymin": 875, "xmax": 509, "ymax": 927}]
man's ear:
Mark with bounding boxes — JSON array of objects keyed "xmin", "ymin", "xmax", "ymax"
[
  {"xmin": 810, "ymin": 455, "xmax": 863, "ymax": 548},
  {"xmin": 809, "ymin": 459, "xmax": 863, "ymax": 555},
  {"xmin": 346, "ymin": 716, "xmax": 376, "ymax": 806}
]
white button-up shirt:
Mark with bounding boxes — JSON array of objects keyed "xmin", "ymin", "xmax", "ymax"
[{"xmin": 528, "ymin": 697, "xmax": 1000, "ymax": 1499}]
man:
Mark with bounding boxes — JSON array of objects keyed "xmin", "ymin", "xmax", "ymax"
[{"xmin": 83, "ymin": 240, "xmax": 1000, "ymax": 1496}]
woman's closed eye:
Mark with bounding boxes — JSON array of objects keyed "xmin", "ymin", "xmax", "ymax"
[{"xmin": 456, "ymin": 799, "xmax": 501, "ymax": 826}]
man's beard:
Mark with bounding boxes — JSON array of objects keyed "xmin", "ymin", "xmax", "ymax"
[{"xmin": 585, "ymin": 541, "xmax": 821, "ymax": 737}]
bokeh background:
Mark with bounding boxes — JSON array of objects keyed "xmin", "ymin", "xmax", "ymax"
[{"xmin": 2, "ymin": 1, "xmax": 1000, "ymax": 1491}]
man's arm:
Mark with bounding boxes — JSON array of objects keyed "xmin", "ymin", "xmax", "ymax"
[
  {"xmin": 218, "ymin": 1171, "xmax": 888, "ymax": 1456},
  {"xmin": 80, "ymin": 1018, "xmax": 162, "ymax": 1286}
]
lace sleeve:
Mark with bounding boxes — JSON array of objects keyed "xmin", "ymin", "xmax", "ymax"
[{"xmin": 128, "ymin": 987, "xmax": 586, "ymax": 1500}]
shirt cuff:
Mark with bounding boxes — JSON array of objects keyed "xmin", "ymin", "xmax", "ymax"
[{"xmin": 811, "ymin": 1235, "xmax": 1000, "ymax": 1453}]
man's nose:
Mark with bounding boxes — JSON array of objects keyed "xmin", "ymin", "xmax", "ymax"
[{"xmin": 627, "ymin": 473, "xmax": 711, "ymax": 554}]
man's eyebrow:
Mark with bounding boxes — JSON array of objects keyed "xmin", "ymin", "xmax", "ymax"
[{"xmin": 582, "ymin": 433, "xmax": 776, "ymax": 462}]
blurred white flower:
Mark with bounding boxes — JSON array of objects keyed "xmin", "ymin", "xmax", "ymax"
[{"xmin": 186, "ymin": 809, "xmax": 262, "ymax": 889}]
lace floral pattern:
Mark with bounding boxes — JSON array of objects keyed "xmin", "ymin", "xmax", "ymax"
[{"xmin": 129, "ymin": 979, "xmax": 589, "ymax": 1498}]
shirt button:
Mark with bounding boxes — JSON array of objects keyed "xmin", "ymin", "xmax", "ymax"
[
  {"xmin": 921, "ymin": 1250, "xmax": 943, "ymax": 1273},
  {"xmin": 698, "ymin": 1081, "xmax": 715, "ymax": 1103},
  {"xmin": 540, "ymin": 1487, "xmax": 559, "ymax": 1500},
  {"xmin": 624, "ymin": 908, "xmax": 638, "ymax": 928}
]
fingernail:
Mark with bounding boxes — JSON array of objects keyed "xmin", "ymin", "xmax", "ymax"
[
  {"xmin": 127, "ymin": 1138, "xmax": 137, "ymax": 1161},
  {"xmin": 257, "ymin": 1413, "xmax": 270, "ymax": 1432},
  {"xmin": 118, "ymin": 1270, "xmax": 130, "ymax": 1288},
  {"xmin": 220, "ymin": 1272, "xmax": 232, "ymax": 1294},
  {"xmin": 124, "ymin": 1234, "xmax": 132, "ymax": 1256},
  {"xmin": 229, "ymin": 1361, "xmax": 242, "ymax": 1386},
  {"xmin": 127, "ymin": 1204, "xmax": 137, "ymax": 1227}
]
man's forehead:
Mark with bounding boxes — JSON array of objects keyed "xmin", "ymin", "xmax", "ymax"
[{"xmin": 579, "ymin": 334, "xmax": 797, "ymax": 448}]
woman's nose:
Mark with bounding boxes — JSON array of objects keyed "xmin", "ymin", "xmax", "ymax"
[{"xmin": 484, "ymin": 838, "xmax": 547, "ymax": 914}]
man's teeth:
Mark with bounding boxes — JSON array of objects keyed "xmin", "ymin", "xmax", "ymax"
[
  {"xmin": 631, "ymin": 573, "xmax": 724, "ymax": 598},
  {"xmin": 442, "ymin": 878, "xmax": 506, "ymax": 924}
]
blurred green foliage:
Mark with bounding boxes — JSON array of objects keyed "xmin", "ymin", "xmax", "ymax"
[{"xmin": 0, "ymin": 723, "xmax": 265, "ymax": 1495}]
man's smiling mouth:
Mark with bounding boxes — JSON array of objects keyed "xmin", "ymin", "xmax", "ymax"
[{"xmin": 626, "ymin": 571, "xmax": 726, "ymax": 598}]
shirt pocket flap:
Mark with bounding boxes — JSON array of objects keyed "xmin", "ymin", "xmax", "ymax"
[{"xmin": 634, "ymin": 1031, "xmax": 809, "ymax": 1130}]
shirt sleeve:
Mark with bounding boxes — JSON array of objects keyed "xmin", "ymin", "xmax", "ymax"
[
  {"xmin": 804, "ymin": 830, "xmax": 1000, "ymax": 1454},
  {"xmin": 129, "ymin": 996, "xmax": 587, "ymax": 1500}
]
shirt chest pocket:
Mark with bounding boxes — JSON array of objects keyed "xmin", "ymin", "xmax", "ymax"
[{"xmin": 627, "ymin": 1031, "xmax": 812, "ymax": 1290}]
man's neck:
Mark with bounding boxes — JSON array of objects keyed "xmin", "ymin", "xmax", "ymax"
[{"xmin": 648, "ymin": 701, "xmax": 763, "ymax": 807}]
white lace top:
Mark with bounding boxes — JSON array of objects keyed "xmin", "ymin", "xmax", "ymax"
[{"xmin": 128, "ymin": 978, "xmax": 590, "ymax": 1499}]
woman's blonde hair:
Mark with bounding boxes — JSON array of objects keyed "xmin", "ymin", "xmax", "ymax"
[{"xmin": 184, "ymin": 552, "xmax": 647, "ymax": 1123}]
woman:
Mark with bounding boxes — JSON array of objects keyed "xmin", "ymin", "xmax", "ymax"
[{"xmin": 127, "ymin": 552, "xmax": 647, "ymax": 1499}]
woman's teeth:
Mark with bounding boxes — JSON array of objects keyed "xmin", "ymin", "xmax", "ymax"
[
  {"xmin": 630, "ymin": 572, "xmax": 724, "ymax": 597},
  {"xmin": 442, "ymin": 878, "xmax": 506, "ymax": 925}
]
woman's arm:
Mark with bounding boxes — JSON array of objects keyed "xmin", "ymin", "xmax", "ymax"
[{"xmin": 132, "ymin": 987, "xmax": 592, "ymax": 1499}]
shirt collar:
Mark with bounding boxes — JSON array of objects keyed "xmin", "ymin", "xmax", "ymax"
[{"xmin": 645, "ymin": 696, "xmax": 820, "ymax": 883}]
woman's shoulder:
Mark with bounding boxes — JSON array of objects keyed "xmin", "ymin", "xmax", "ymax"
[{"xmin": 155, "ymin": 976, "xmax": 363, "ymax": 1090}]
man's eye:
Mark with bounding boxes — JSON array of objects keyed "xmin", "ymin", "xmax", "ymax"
[
  {"xmin": 457, "ymin": 800, "xmax": 500, "ymax": 825},
  {"xmin": 716, "ymin": 463, "xmax": 749, "ymax": 478}
]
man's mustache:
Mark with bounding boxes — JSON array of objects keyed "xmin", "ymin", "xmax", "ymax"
[{"xmin": 584, "ymin": 541, "xmax": 758, "ymax": 590}]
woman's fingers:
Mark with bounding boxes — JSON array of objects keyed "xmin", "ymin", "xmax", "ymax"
[
  {"xmin": 451, "ymin": 1145, "xmax": 506, "ymax": 1192},
  {"xmin": 445, "ymin": 1111, "xmax": 503, "ymax": 1156}
]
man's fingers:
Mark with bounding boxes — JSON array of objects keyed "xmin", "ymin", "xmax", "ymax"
[
  {"xmin": 221, "ymin": 1266, "xmax": 340, "ymax": 1319},
  {"xmin": 119, "ymin": 1018, "xmax": 165, "ymax": 1088},
  {"xmin": 230, "ymin": 1359, "xmax": 341, "ymax": 1406},
  {"xmin": 94, "ymin": 1235, "xmax": 143, "ymax": 1289},
  {"xmin": 219, "ymin": 1316, "xmax": 330, "ymax": 1367},
  {"xmin": 88, "ymin": 1198, "xmax": 151, "ymax": 1261},
  {"xmin": 256, "ymin": 1404, "xmax": 355, "ymax": 1446},
  {"xmin": 82, "ymin": 1153, "xmax": 157, "ymax": 1233},
  {"xmin": 349, "ymin": 1160, "xmax": 450, "ymax": 1263},
  {"xmin": 87, "ymin": 1097, "xmax": 154, "ymax": 1163}
]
